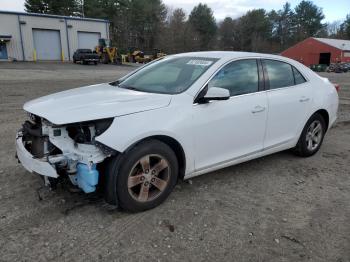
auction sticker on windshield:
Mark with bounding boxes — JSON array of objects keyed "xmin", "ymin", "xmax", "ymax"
[{"xmin": 187, "ymin": 60, "xmax": 213, "ymax": 66}]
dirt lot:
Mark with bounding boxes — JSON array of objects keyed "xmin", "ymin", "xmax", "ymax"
[{"xmin": 0, "ymin": 62, "xmax": 349, "ymax": 262}]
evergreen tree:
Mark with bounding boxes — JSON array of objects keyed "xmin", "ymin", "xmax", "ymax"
[
  {"xmin": 294, "ymin": 0, "xmax": 325, "ymax": 41},
  {"xmin": 341, "ymin": 14, "xmax": 350, "ymax": 39},
  {"xmin": 269, "ymin": 2, "xmax": 295, "ymax": 50},
  {"xmin": 25, "ymin": 0, "xmax": 80, "ymax": 16},
  {"xmin": 188, "ymin": 3, "xmax": 217, "ymax": 50},
  {"xmin": 218, "ymin": 17, "xmax": 237, "ymax": 51},
  {"xmin": 24, "ymin": 0, "xmax": 47, "ymax": 13},
  {"xmin": 236, "ymin": 9, "xmax": 272, "ymax": 52}
]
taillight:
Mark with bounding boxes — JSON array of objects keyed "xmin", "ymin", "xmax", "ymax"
[{"xmin": 334, "ymin": 84, "xmax": 340, "ymax": 92}]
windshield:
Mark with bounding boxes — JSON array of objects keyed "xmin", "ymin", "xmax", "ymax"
[{"xmin": 118, "ymin": 56, "xmax": 219, "ymax": 94}]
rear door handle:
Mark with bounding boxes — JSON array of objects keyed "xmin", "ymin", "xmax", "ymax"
[
  {"xmin": 252, "ymin": 106, "xmax": 266, "ymax": 114},
  {"xmin": 299, "ymin": 97, "xmax": 310, "ymax": 102}
]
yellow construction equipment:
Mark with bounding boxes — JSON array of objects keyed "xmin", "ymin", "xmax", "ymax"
[
  {"xmin": 127, "ymin": 50, "xmax": 149, "ymax": 63},
  {"xmin": 126, "ymin": 48, "xmax": 166, "ymax": 63},
  {"xmin": 95, "ymin": 38, "xmax": 121, "ymax": 64},
  {"xmin": 152, "ymin": 48, "xmax": 166, "ymax": 60}
]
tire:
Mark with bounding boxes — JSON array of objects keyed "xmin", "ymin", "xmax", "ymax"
[
  {"xmin": 105, "ymin": 139, "xmax": 178, "ymax": 212},
  {"xmin": 73, "ymin": 59, "xmax": 76, "ymax": 64},
  {"xmin": 294, "ymin": 113, "xmax": 326, "ymax": 157},
  {"xmin": 102, "ymin": 53, "xmax": 109, "ymax": 64}
]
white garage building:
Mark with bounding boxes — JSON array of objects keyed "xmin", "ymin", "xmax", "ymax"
[{"xmin": 0, "ymin": 10, "xmax": 109, "ymax": 61}]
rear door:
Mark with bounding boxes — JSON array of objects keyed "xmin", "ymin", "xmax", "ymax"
[{"xmin": 262, "ymin": 59, "xmax": 312, "ymax": 149}]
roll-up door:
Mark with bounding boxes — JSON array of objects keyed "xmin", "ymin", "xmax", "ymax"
[
  {"xmin": 78, "ymin": 32, "xmax": 100, "ymax": 50},
  {"xmin": 33, "ymin": 29, "xmax": 61, "ymax": 60}
]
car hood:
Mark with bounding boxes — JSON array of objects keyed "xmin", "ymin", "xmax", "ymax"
[{"xmin": 24, "ymin": 83, "xmax": 172, "ymax": 125}]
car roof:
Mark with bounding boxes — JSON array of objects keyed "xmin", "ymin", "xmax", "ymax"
[
  {"xmin": 172, "ymin": 51, "xmax": 306, "ymax": 70},
  {"xmin": 173, "ymin": 51, "xmax": 283, "ymax": 60}
]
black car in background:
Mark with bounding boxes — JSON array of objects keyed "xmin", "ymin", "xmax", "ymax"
[{"xmin": 73, "ymin": 49, "xmax": 99, "ymax": 65}]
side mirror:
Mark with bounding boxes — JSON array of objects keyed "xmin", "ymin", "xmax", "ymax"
[{"xmin": 196, "ymin": 87, "xmax": 230, "ymax": 104}]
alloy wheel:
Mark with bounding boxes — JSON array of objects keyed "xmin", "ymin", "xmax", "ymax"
[
  {"xmin": 306, "ymin": 120, "xmax": 323, "ymax": 151},
  {"xmin": 127, "ymin": 154, "xmax": 170, "ymax": 202}
]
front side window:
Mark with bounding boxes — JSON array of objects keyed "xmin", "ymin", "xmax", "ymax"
[
  {"xmin": 208, "ymin": 59, "xmax": 259, "ymax": 96},
  {"xmin": 263, "ymin": 60, "xmax": 295, "ymax": 89},
  {"xmin": 118, "ymin": 57, "xmax": 218, "ymax": 94}
]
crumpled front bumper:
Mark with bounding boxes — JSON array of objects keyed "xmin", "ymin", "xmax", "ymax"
[{"xmin": 16, "ymin": 132, "xmax": 58, "ymax": 178}]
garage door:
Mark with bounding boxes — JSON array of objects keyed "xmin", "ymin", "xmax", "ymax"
[
  {"xmin": 78, "ymin": 32, "xmax": 100, "ymax": 50},
  {"xmin": 33, "ymin": 29, "xmax": 61, "ymax": 60}
]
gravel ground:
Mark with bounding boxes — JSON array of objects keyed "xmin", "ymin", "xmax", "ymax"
[{"xmin": 0, "ymin": 62, "xmax": 349, "ymax": 262}]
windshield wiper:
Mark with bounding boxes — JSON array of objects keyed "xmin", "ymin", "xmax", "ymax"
[
  {"xmin": 109, "ymin": 80, "xmax": 120, "ymax": 86},
  {"xmin": 110, "ymin": 81, "xmax": 143, "ymax": 92},
  {"xmin": 119, "ymin": 85, "xmax": 141, "ymax": 91}
]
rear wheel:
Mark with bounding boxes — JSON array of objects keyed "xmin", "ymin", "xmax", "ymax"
[
  {"xmin": 294, "ymin": 113, "xmax": 326, "ymax": 157},
  {"xmin": 105, "ymin": 140, "xmax": 178, "ymax": 212}
]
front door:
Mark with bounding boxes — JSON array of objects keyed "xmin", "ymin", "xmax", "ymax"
[
  {"xmin": 0, "ymin": 43, "xmax": 8, "ymax": 59},
  {"xmin": 192, "ymin": 59, "xmax": 268, "ymax": 171}
]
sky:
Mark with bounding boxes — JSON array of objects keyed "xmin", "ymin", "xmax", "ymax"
[{"xmin": 0, "ymin": 0, "xmax": 349, "ymax": 22}]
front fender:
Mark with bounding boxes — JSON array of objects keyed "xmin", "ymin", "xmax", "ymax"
[{"xmin": 95, "ymin": 104, "xmax": 195, "ymax": 175}]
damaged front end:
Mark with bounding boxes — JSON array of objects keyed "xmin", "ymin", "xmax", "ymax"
[{"xmin": 16, "ymin": 114, "xmax": 115, "ymax": 193}]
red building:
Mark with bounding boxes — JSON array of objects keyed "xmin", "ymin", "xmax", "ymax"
[{"xmin": 281, "ymin": 37, "xmax": 350, "ymax": 66}]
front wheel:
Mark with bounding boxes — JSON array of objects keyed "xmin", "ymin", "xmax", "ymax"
[
  {"xmin": 102, "ymin": 53, "xmax": 109, "ymax": 64},
  {"xmin": 105, "ymin": 140, "xmax": 178, "ymax": 212},
  {"xmin": 294, "ymin": 113, "xmax": 326, "ymax": 157}
]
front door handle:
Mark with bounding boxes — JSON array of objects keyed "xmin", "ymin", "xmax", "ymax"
[
  {"xmin": 299, "ymin": 97, "xmax": 310, "ymax": 102},
  {"xmin": 252, "ymin": 106, "xmax": 266, "ymax": 114}
]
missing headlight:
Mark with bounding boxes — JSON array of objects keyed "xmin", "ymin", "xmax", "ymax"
[
  {"xmin": 94, "ymin": 118, "xmax": 114, "ymax": 136},
  {"xmin": 66, "ymin": 118, "xmax": 114, "ymax": 144}
]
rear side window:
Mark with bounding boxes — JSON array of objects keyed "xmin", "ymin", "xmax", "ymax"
[
  {"xmin": 293, "ymin": 67, "xmax": 306, "ymax": 85},
  {"xmin": 263, "ymin": 60, "xmax": 294, "ymax": 89}
]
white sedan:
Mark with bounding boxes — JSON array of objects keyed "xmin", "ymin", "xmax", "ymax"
[{"xmin": 16, "ymin": 52, "xmax": 339, "ymax": 212}]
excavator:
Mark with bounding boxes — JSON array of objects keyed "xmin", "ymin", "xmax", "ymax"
[{"xmin": 94, "ymin": 38, "xmax": 121, "ymax": 64}]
